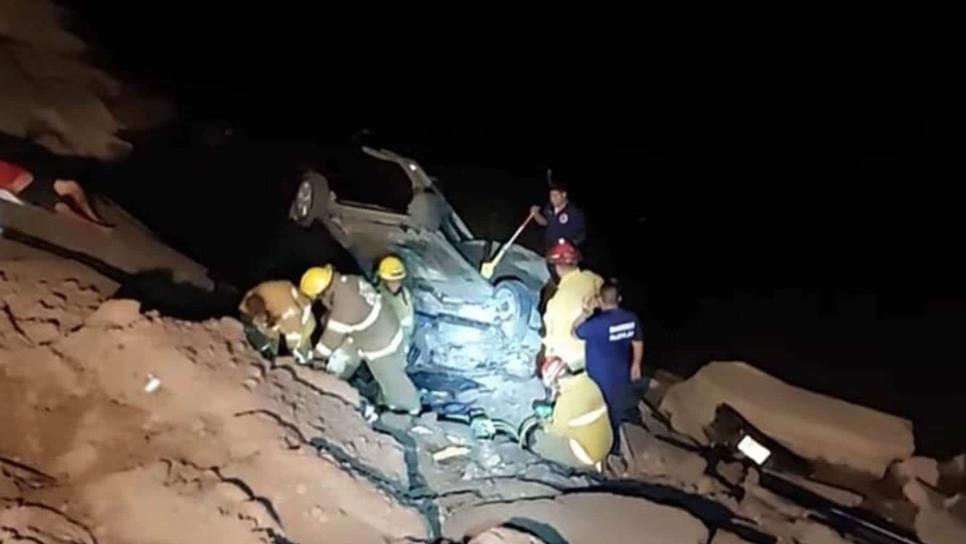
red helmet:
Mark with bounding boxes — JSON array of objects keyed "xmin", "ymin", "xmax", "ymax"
[{"xmin": 546, "ymin": 238, "xmax": 580, "ymax": 265}]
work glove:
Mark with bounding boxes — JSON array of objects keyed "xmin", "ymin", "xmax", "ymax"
[{"xmin": 325, "ymin": 348, "xmax": 352, "ymax": 375}]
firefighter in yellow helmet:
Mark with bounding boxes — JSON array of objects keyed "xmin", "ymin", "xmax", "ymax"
[
  {"xmin": 239, "ymin": 280, "xmax": 315, "ymax": 363},
  {"xmin": 521, "ymin": 355, "xmax": 613, "ymax": 469},
  {"xmin": 375, "ymin": 256, "xmax": 415, "ymax": 352},
  {"xmin": 300, "ymin": 265, "xmax": 421, "ymax": 413}
]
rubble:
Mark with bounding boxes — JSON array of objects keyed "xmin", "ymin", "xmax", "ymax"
[
  {"xmin": 771, "ymin": 472, "xmax": 864, "ymax": 507},
  {"xmin": 3, "ymin": 243, "xmax": 960, "ymax": 543},
  {"xmin": 617, "ymin": 423, "xmax": 708, "ymax": 490},
  {"xmin": 710, "ymin": 529, "xmax": 753, "ymax": 544},
  {"xmin": 444, "ymin": 493, "xmax": 709, "ymax": 543},
  {"xmin": 898, "ymin": 480, "xmax": 966, "ymax": 544},
  {"xmin": 716, "ymin": 461, "xmax": 748, "ymax": 488},
  {"xmin": 742, "ymin": 471, "xmax": 808, "ymax": 521},
  {"xmin": 0, "ymin": 257, "xmax": 429, "ymax": 543},
  {"xmin": 939, "ymin": 454, "xmax": 966, "ymax": 494},
  {"xmin": 912, "ymin": 497, "xmax": 966, "ymax": 544},
  {"xmin": 468, "ymin": 526, "xmax": 546, "ymax": 544},
  {"xmin": 890, "ymin": 456, "xmax": 941, "ymax": 488},
  {"xmin": 660, "ymin": 361, "xmax": 915, "ymax": 478},
  {"xmin": 789, "ymin": 519, "xmax": 851, "ymax": 544}
]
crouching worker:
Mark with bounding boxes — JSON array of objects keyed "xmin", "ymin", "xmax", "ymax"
[
  {"xmin": 521, "ymin": 356, "xmax": 613, "ymax": 470},
  {"xmin": 375, "ymin": 256, "xmax": 415, "ymax": 353},
  {"xmin": 300, "ymin": 264, "xmax": 421, "ymax": 414},
  {"xmin": 239, "ymin": 280, "xmax": 315, "ymax": 363}
]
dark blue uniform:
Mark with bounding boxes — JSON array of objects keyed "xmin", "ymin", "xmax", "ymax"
[
  {"xmin": 542, "ymin": 203, "xmax": 587, "ymax": 249},
  {"xmin": 576, "ymin": 308, "xmax": 643, "ymax": 441}
]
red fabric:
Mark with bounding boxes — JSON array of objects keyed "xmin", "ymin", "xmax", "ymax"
[{"xmin": 0, "ymin": 160, "xmax": 30, "ymax": 191}]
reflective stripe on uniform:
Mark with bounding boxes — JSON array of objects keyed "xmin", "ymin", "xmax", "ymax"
[
  {"xmin": 359, "ymin": 327, "xmax": 404, "ymax": 361},
  {"xmin": 567, "ymin": 404, "xmax": 608, "ymax": 428},
  {"xmin": 316, "ymin": 343, "xmax": 333, "ymax": 357},
  {"xmin": 301, "ymin": 303, "xmax": 312, "ymax": 324},
  {"xmin": 326, "ymin": 319, "xmax": 353, "ymax": 334},
  {"xmin": 569, "ymin": 438, "xmax": 595, "ymax": 466},
  {"xmin": 285, "ymin": 332, "xmax": 302, "ymax": 344},
  {"xmin": 327, "ymin": 297, "xmax": 383, "ymax": 334}
]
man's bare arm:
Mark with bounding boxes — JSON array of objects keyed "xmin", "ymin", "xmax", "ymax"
[
  {"xmin": 631, "ymin": 340, "xmax": 644, "ymax": 381},
  {"xmin": 530, "ymin": 205, "xmax": 548, "ymax": 226}
]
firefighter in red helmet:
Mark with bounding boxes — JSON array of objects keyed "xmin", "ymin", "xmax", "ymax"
[{"xmin": 542, "ymin": 239, "xmax": 604, "ymax": 372}]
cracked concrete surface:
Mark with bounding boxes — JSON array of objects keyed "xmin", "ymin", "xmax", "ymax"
[
  {"xmin": 4, "ymin": 252, "xmax": 961, "ymax": 544},
  {"xmin": 0, "ymin": 257, "xmax": 427, "ymax": 543},
  {"xmin": 0, "ymin": 255, "xmax": 598, "ymax": 543}
]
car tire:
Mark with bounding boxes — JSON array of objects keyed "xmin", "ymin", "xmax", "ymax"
[
  {"xmin": 290, "ymin": 172, "xmax": 331, "ymax": 227},
  {"xmin": 494, "ymin": 277, "xmax": 536, "ymax": 341}
]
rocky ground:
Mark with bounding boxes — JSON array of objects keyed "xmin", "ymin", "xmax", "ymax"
[
  {"xmin": 3, "ymin": 1, "xmax": 965, "ymax": 541},
  {"xmin": 2, "ymin": 248, "xmax": 965, "ymax": 544}
]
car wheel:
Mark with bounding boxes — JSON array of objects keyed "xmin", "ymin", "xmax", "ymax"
[
  {"xmin": 290, "ymin": 172, "xmax": 331, "ymax": 227},
  {"xmin": 493, "ymin": 278, "xmax": 536, "ymax": 341}
]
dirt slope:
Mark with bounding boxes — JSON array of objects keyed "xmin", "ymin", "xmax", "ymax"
[{"xmin": 0, "ymin": 257, "xmax": 428, "ymax": 543}]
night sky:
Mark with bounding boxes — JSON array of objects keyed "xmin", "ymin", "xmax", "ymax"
[{"xmin": 61, "ymin": 4, "xmax": 965, "ymax": 454}]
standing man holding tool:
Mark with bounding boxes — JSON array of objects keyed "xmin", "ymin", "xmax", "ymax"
[
  {"xmin": 530, "ymin": 173, "xmax": 587, "ymax": 251},
  {"xmin": 575, "ymin": 280, "xmax": 644, "ymax": 448}
]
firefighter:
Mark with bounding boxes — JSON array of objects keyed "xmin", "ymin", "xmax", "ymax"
[
  {"xmin": 375, "ymin": 256, "xmax": 415, "ymax": 352},
  {"xmin": 238, "ymin": 280, "xmax": 315, "ymax": 363},
  {"xmin": 542, "ymin": 239, "xmax": 604, "ymax": 371},
  {"xmin": 523, "ymin": 356, "xmax": 613, "ymax": 469},
  {"xmin": 300, "ymin": 265, "xmax": 421, "ymax": 413}
]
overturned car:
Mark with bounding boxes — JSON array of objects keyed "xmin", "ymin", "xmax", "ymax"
[{"xmin": 289, "ymin": 147, "xmax": 549, "ymax": 424}]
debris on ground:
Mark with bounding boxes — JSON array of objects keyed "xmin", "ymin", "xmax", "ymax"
[
  {"xmin": 890, "ymin": 456, "xmax": 941, "ymax": 487},
  {"xmin": 939, "ymin": 454, "xmax": 966, "ymax": 494},
  {"xmin": 444, "ymin": 493, "xmax": 709, "ymax": 544},
  {"xmin": 3, "ymin": 249, "xmax": 963, "ymax": 543},
  {"xmin": 904, "ymin": 479, "xmax": 966, "ymax": 544},
  {"xmin": 0, "ymin": 257, "xmax": 428, "ymax": 543},
  {"xmin": 660, "ymin": 361, "xmax": 915, "ymax": 478},
  {"xmin": 771, "ymin": 472, "xmax": 865, "ymax": 507},
  {"xmin": 468, "ymin": 525, "xmax": 547, "ymax": 543},
  {"xmin": 616, "ymin": 423, "xmax": 708, "ymax": 490}
]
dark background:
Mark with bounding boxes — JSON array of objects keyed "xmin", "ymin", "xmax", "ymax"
[{"xmin": 54, "ymin": 4, "xmax": 964, "ymax": 456}]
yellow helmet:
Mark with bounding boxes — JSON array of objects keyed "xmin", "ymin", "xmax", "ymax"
[
  {"xmin": 300, "ymin": 265, "xmax": 334, "ymax": 299},
  {"xmin": 377, "ymin": 256, "xmax": 407, "ymax": 281}
]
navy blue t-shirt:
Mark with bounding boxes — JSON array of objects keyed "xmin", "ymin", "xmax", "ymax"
[
  {"xmin": 542, "ymin": 203, "xmax": 587, "ymax": 248},
  {"xmin": 576, "ymin": 308, "xmax": 643, "ymax": 392}
]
